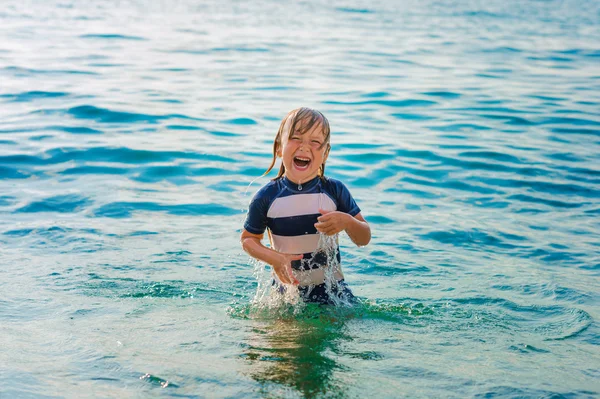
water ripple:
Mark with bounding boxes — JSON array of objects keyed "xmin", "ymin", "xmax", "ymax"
[
  {"xmin": 0, "ymin": 147, "xmax": 234, "ymax": 167},
  {"xmin": 15, "ymin": 194, "xmax": 92, "ymax": 214},
  {"xmin": 63, "ymin": 105, "xmax": 198, "ymax": 124},
  {"xmin": 0, "ymin": 91, "xmax": 69, "ymax": 102},
  {"xmin": 79, "ymin": 34, "xmax": 147, "ymax": 41},
  {"xmin": 420, "ymin": 229, "xmax": 525, "ymax": 250},
  {"xmin": 324, "ymin": 99, "xmax": 437, "ymax": 107},
  {"xmin": 93, "ymin": 202, "xmax": 238, "ymax": 218}
]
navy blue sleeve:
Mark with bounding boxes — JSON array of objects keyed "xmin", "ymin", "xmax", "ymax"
[
  {"xmin": 329, "ymin": 178, "xmax": 361, "ymax": 216},
  {"xmin": 243, "ymin": 186, "xmax": 270, "ymax": 235}
]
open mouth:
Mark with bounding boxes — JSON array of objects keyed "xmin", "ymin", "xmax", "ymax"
[{"xmin": 293, "ymin": 156, "xmax": 311, "ymax": 170}]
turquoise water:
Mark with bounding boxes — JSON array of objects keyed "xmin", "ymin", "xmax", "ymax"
[{"xmin": 1, "ymin": 0, "xmax": 599, "ymax": 397}]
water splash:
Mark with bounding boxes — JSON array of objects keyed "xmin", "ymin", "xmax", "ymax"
[
  {"xmin": 301, "ymin": 233, "xmax": 356, "ymax": 308},
  {"xmin": 241, "ymin": 233, "xmax": 356, "ymax": 318},
  {"xmin": 247, "ymin": 259, "xmax": 306, "ymax": 317}
]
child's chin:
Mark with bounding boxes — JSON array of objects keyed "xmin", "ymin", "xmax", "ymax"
[{"xmin": 298, "ymin": 171, "xmax": 318, "ymax": 181}]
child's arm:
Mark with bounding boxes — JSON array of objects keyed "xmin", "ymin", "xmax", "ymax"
[
  {"xmin": 315, "ymin": 209, "xmax": 371, "ymax": 246},
  {"xmin": 240, "ymin": 229, "xmax": 302, "ymax": 285}
]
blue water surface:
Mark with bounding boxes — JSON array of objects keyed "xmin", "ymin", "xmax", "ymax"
[{"xmin": 1, "ymin": 0, "xmax": 599, "ymax": 398}]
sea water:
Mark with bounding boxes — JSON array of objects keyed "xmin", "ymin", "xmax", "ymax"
[{"xmin": 1, "ymin": 0, "xmax": 599, "ymax": 397}]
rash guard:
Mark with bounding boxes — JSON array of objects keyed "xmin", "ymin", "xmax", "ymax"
[{"xmin": 244, "ymin": 175, "xmax": 360, "ymax": 270}]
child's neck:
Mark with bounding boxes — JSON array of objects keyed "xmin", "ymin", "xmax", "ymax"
[
  {"xmin": 283, "ymin": 174, "xmax": 320, "ymax": 191},
  {"xmin": 284, "ymin": 174, "xmax": 318, "ymax": 185}
]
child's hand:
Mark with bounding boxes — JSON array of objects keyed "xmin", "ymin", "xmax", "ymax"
[
  {"xmin": 314, "ymin": 209, "xmax": 350, "ymax": 236},
  {"xmin": 274, "ymin": 253, "xmax": 303, "ymax": 285}
]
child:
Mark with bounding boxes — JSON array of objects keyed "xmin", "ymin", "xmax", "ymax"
[{"xmin": 241, "ymin": 107, "xmax": 371, "ymax": 305}]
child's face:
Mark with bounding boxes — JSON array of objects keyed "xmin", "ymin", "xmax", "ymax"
[{"xmin": 278, "ymin": 117, "xmax": 329, "ymax": 184}]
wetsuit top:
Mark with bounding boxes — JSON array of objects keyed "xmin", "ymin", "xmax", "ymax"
[{"xmin": 244, "ymin": 176, "xmax": 361, "ymax": 270}]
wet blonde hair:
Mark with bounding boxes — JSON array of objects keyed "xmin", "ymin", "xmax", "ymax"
[{"xmin": 264, "ymin": 107, "xmax": 331, "ymax": 180}]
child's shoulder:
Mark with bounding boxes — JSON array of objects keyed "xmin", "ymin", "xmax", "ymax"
[
  {"xmin": 321, "ymin": 176, "xmax": 351, "ymax": 192},
  {"xmin": 252, "ymin": 178, "xmax": 285, "ymax": 200}
]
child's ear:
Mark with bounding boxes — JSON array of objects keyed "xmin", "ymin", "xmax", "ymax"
[{"xmin": 276, "ymin": 143, "xmax": 282, "ymax": 157}]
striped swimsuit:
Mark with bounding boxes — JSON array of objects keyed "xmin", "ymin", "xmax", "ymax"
[
  {"xmin": 244, "ymin": 175, "xmax": 360, "ymax": 268},
  {"xmin": 244, "ymin": 175, "xmax": 360, "ymax": 304}
]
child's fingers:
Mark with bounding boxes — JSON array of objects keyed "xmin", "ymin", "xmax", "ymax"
[
  {"xmin": 316, "ymin": 223, "xmax": 340, "ymax": 236},
  {"xmin": 318, "ymin": 208, "xmax": 331, "ymax": 215},
  {"xmin": 315, "ymin": 224, "xmax": 329, "ymax": 235},
  {"xmin": 277, "ymin": 270, "xmax": 291, "ymax": 284},
  {"xmin": 318, "ymin": 212, "xmax": 336, "ymax": 222},
  {"xmin": 286, "ymin": 263, "xmax": 299, "ymax": 285},
  {"xmin": 315, "ymin": 220, "xmax": 333, "ymax": 230}
]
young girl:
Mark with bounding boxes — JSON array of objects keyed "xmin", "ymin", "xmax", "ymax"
[{"xmin": 241, "ymin": 107, "xmax": 371, "ymax": 305}]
